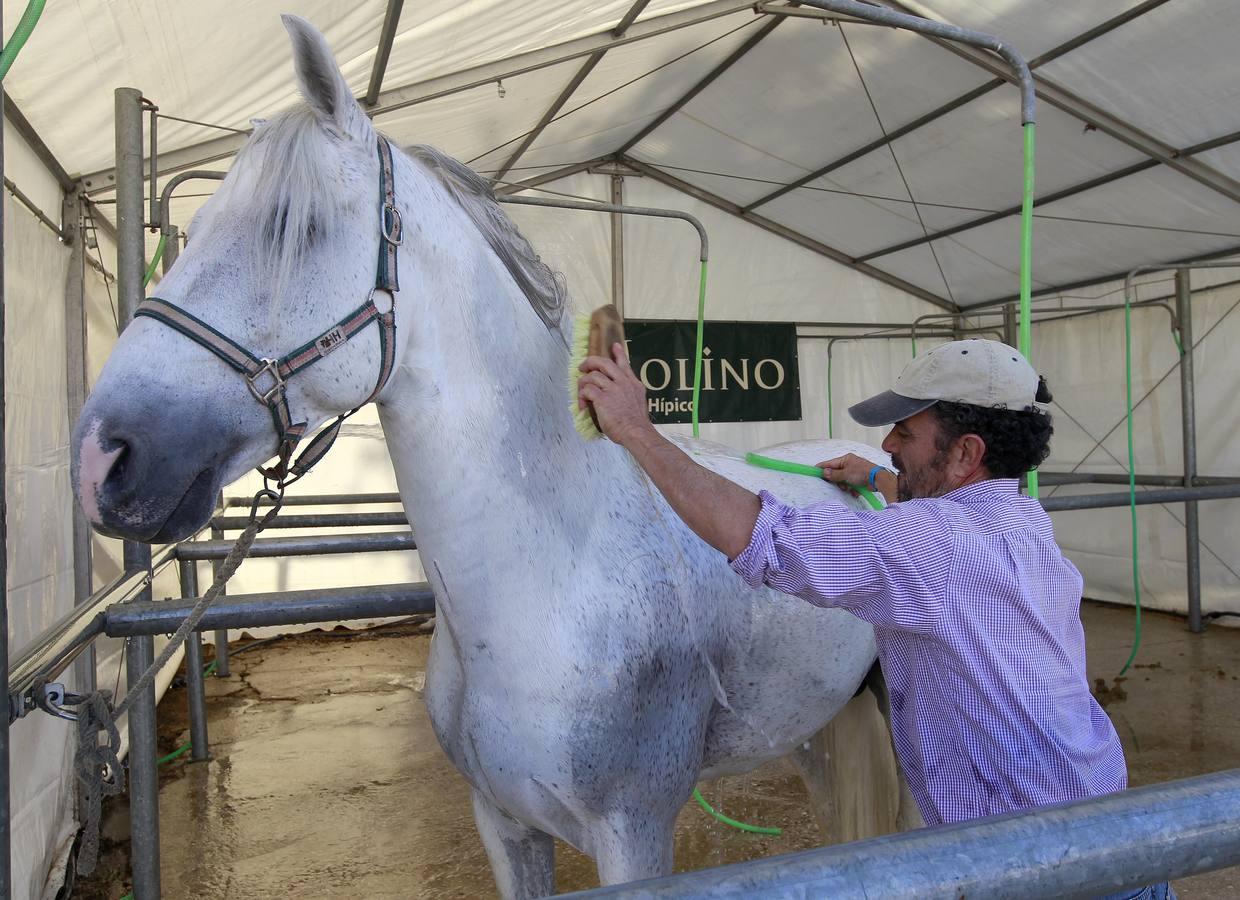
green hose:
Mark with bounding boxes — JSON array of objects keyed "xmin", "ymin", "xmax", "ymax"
[
  {"xmin": 693, "ymin": 788, "xmax": 782, "ymax": 836},
  {"xmin": 744, "ymin": 452, "xmax": 884, "ymax": 510},
  {"xmin": 691, "ymin": 260, "xmax": 708, "ymax": 438},
  {"xmin": 691, "ymin": 452, "xmax": 884, "ymax": 836},
  {"xmin": 0, "ymin": 0, "xmax": 46, "ymax": 81},
  {"xmin": 143, "ymin": 234, "xmax": 166, "ymax": 288},
  {"xmin": 1020, "ymin": 122, "xmax": 1038, "ymax": 500}
]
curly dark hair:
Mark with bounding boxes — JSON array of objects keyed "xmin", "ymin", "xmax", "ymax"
[{"xmin": 929, "ymin": 401, "xmax": 1054, "ymax": 478}]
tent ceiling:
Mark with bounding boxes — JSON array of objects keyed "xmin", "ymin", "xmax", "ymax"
[{"xmin": 7, "ymin": 0, "xmax": 1240, "ymax": 311}]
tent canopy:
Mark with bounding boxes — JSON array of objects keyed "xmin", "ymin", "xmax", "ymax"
[{"xmin": 8, "ymin": 0, "xmax": 1239, "ymax": 311}]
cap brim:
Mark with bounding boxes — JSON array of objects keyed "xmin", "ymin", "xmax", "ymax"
[{"xmin": 848, "ymin": 391, "xmax": 937, "ymax": 428}]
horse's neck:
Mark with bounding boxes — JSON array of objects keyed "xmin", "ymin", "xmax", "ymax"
[{"xmin": 377, "ymin": 175, "xmax": 631, "ymax": 594}]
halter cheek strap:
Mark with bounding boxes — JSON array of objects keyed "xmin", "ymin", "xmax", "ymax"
[{"xmin": 134, "ymin": 138, "xmax": 402, "ymax": 486}]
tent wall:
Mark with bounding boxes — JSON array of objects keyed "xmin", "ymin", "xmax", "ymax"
[
  {"xmin": 1031, "ymin": 268, "xmax": 1240, "ymax": 621},
  {"xmin": 5, "ymin": 126, "xmax": 79, "ymax": 900}
]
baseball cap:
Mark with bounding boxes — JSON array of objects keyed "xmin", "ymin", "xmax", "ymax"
[{"xmin": 849, "ymin": 339, "xmax": 1044, "ymax": 428}]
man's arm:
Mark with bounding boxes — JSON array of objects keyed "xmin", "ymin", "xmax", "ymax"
[{"xmin": 577, "ymin": 343, "xmax": 760, "ymax": 559}]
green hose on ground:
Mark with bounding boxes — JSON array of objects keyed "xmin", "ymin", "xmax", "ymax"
[
  {"xmin": 0, "ymin": 0, "xmax": 46, "ymax": 81},
  {"xmin": 692, "ymin": 788, "xmax": 782, "ymax": 836},
  {"xmin": 689, "ymin": 455, "xmax": 884, "ymax": 836}
]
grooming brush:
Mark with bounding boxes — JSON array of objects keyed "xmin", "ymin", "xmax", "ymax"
[{"xmin": 570, "ymin": 303, "xmax": 627, "ymax": 439}]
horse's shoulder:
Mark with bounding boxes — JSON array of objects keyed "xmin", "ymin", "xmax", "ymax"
[{"xmin": 667, "ymin": 435, "xmax": 889, "ymax": 510}]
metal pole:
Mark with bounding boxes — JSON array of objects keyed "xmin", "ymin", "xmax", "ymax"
[
  {"xmin": 178, "ymin": 561, "xmax": 210, "ymax": 760},
  {"xmin": 125, "ymin": 635, "xmax": 161, "ymax": 899},
  {"xmin": 174, "ymin": 530, "xmax": 415, "ymax": 561},
  {"xmin": 1176, "ymin": 269, "xmax": 1202, "ymax": 632},
  {"xmin": 570, "ymin": 768, "xmax": 1240, "ymax": 898},
  {"xmin": 1040, "ymin": 482, "xmax": 1240, "ymax": 512},
  {"xmin": 610, "ymin": 174, "xmax": 625, "ymax": 315},
  {"xmin": 0, "ymin": 17, "xmax": 11, "ymax": 888},
  {"xmin": 115, "ymin": 87, "xmax": 155, "ymax": 611},
  {"xmin": 63, "ymin": 188, "xmax": 97, "ymax": 696},
  {"xmin": 1003, "ymin": 303, "xmax": 1017, "ymax": 347},
  {"xmin": 210, "ymin": 515, "xmax": 230, "ymax": 676}
]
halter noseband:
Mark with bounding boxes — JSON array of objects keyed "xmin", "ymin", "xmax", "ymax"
[{"xmin": 135, "ymin": 139, "xmax": 402, "ymax": 486}]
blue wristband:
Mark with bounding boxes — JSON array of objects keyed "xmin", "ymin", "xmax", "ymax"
[{"xmin": 868, "ymin": 465, "xmax": 885, "ymax": 490}]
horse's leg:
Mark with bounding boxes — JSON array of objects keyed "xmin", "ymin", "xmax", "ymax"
[
  {"xmin": 471, "ymin": 789, "xmax": 556, "ymax": 900},
  {"xmin": 591, "ymin": 813, "xmax": 675, "ymax": 886}
]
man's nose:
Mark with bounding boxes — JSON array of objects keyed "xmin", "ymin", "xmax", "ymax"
[{"xmin": 880, "ymin": 429, "xmax": 897, "ymax": 453}]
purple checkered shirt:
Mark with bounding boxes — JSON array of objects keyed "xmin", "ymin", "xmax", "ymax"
[{"xmin": 730, "ymin": 478, "xmax": 1128, "ymax": 826}]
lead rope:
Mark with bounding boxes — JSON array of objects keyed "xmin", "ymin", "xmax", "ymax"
[{"xmin": 70, "ymin": 484, "xmax": 286, "ymax": 874}]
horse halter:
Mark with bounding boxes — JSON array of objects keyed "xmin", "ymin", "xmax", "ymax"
[{"xmin": 134, "ymin": 139, "xmax": 402, "ymax": 487}]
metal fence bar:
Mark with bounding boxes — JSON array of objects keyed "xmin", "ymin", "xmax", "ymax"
[
  {"xmin": 210, "ymin": 511, "xmax": 409, "ymax": 531},
  {"xmin": 179, "ymin": 560, "xmax": 210, "ymax": 761},
  {"xmin": 1036, "ymin": 473, "xmax": 1240, "ymax": 487},
  {"xmin": 568, "ymin": 768, "xmax": 1240, "ymax": 899},
  {"xmin": 224, "ymin": 492, "xmax": 403, "ymax": 508},
  {"xmin": 104, "ymin": 582, "xmax": 436, "ymax": 637},
  {"xmin": 174, "ymin": 531, "xmax": 415, "ymax": 561},
  {"xmin": 1041, "ymin": 483, "xmax": 1240, "ymax": 512},
  {"xmin": 125, "ymin": 635, "xmax": 161, "ymax": 900},
  {"xmin": 1176, "ymin": 269, "xmax": 1202, "ymax": 632}
]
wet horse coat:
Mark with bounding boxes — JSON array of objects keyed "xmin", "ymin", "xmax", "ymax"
[{"xmin": 71, "ymin": 17, "xmax": 901, "ymax": 896}]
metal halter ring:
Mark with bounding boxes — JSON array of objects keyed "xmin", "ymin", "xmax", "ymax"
[
  {"xmin": 246, "ymin": 358, "xmax": 286, "ymax": 404},
  {"xmin": 382, "ymin": 204, "xmax": 403, "ymax": 246}
]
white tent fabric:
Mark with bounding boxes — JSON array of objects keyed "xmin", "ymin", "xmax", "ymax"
[{"xmin": 4, "ymin": 1, "xmax": 1240, "ymax": 897}]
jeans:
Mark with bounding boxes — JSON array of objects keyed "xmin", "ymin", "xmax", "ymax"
[{"xmin": 1096, "ymin": 883, "xmax": 1176, "ymax": 900}]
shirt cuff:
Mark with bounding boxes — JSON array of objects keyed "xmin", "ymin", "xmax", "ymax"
[{"xmin": 729, "ymin": 489, "xmax": 791, "ymax": 589}]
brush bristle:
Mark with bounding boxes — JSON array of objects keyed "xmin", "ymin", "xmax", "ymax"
[{"xmin": 569, "ymin": 312, "xmax": 603, "ymax": 439}]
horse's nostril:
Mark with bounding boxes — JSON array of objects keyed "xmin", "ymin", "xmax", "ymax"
[{"xmin": 101, "ymin": 437, "xmax": 132, "ymax": 489}]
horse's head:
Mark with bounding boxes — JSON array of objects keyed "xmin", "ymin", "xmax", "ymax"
[{"xmin": 72, "ymin": 16, "xmax": 404, "ymax": 542}]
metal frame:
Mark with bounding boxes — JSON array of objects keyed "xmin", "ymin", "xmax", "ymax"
[
  {"xmin": 364, "ymin": 0, "xmax": 405, "ymax": 108},
  {"xmin": 570, "ymin": 768, "xmax": 1240, "ymax": 897},
  {"xmin": 743, "ymin": 0, "xmax": 1174, "ymax": 213},
  {"xmin": 492, "ymin": 0, "xmax": 652, "ymax": 182},
  {"xmin": 622, "ymin": 155, "xmax": 956, "ymax": 311},
  {"xmin": 858, "ymin": 128, "xmax": 1240, "ymax": 263}
]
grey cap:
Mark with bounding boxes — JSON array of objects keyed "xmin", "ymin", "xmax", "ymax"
[{"xmin": 849, "ymin": 339, "xmax": 1040, "ymax": 428}]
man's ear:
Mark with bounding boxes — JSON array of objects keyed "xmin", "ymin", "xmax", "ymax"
[{"xmin": 956, "ymin": 433, "xmax": 988, "ymax": 474}]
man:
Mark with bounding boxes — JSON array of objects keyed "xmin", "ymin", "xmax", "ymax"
[{"xmin": 578, "ymin": 338, "xmax": 1172, "ymax": 900}]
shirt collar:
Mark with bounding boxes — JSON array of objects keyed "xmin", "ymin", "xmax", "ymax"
[{"xmin": 941, "ymin": 478, "xmax": 1021, "ymax": 503}]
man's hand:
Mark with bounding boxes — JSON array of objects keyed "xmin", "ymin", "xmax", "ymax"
[
  {"xmin": 820, "ymin": 453, "xmax": 896, "ymax": 503},
  {"xmin": 578, "ymin": 342, "xmax": 655, "ymax": 447}
]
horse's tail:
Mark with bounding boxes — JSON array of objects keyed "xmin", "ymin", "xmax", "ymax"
[{"xmin": 791, "ymin": 661, "xmax": 922, "ymax": 844}]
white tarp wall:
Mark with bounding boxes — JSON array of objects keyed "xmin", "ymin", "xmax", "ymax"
[
  {"xmin": 1032, "ymin": 268, "xmax": 1240, "ymax": 621},
  {"xmin": 5, "ymin": 121, "xmax": 79, "ymax": 900}
]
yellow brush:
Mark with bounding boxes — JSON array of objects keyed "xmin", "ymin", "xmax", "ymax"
[{"xmin": 569, "ymin": 303, "xmax": 627, "ymax": 439}]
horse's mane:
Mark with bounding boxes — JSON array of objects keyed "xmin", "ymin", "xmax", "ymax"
[
  {"xmin": 225, "ymin": 106, "xmax": 353, "ymax": 313},
  {"xmin": 406, "ymin": 144, "xmax": 568, "ymax": 331},
  {"xmin": 222, "ymin": 108, "xmax": 567, "ymax": 332}
]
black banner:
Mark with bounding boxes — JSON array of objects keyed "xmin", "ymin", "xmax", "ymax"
[{"xmin": 623, "ymin": 320, "xmax": 801, "ymax": 424}]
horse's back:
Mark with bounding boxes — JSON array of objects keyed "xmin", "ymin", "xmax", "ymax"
[{"xmin": 665, "ymin": 435, "xmax": 888, "ymax": 774}]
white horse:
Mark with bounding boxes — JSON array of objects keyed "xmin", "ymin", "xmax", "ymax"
[{"xmin": 72, "ymin": 17, "xmax": 908, "ymax": 897}]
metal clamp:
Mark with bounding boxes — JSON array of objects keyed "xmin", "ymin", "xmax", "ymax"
[
  {"xmin": 247, "ymin": 358, "xmax": 286, "ymax": 404},
  {"xmin": 382, "ymin": 204, "xmax": 403, "ymax": 245},
  {"xmin": 37, "ymin": 682, "xmax": 82, "ymax": 722}
]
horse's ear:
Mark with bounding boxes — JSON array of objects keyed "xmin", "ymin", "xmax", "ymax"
[{"xmin": 282, "ymin": 15, "xmax": 371, "ymax": 142}]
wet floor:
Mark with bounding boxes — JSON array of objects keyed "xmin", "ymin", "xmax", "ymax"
[{"xmin": 74, "ymin": 602, "xmax": 1240, "ymax": 898}]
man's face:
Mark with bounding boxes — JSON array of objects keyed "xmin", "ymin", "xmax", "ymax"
[{"xmin": 880, "ymin": 409, "xmax": 952, "ymax": 501}]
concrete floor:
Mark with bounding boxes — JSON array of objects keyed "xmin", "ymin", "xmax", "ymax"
[{"xmin": 74, "ymin": 602, "xmax": 1240, "ymax": 899}]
